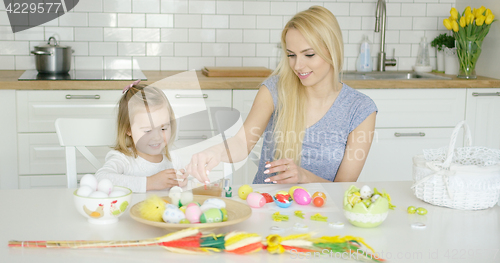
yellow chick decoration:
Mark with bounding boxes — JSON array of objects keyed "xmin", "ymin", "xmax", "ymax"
[{"xmin": 139, "ymin": 195, "xmax": 169, "ymax": 222}]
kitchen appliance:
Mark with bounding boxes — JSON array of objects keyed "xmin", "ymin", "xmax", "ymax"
[
  {"xmin": 18, "ymin": 69, "xmax": 147, "ymax": 81},
  {"xmin": 31, "ymin": 37, "xmax": 73, "ymax": 74}
]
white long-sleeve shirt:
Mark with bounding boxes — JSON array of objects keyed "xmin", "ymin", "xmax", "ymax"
[{"xmin": 95, "ymin": 150, "xmax": 183, "ymax": 193}]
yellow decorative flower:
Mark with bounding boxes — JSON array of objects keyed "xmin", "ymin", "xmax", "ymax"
[
  {"xmin": 450, "ymin": 7, "xmax": 459, "ymax": 20},
  {"xmin": 459, "ymin": 16, "xmax": 466, "ymax": 28},
  {"xmin": 485, "ymin": 9, "xmax": 492, "ymax": 17},
  {"xmin": 485, "ymin": 14, "xmax": 495, "ymax": 25},
  {"xmin": 443, "ymin": 18, "xmax": 453, "ymax": 30},
  {"xmin": 475, "ymin": 6, "xmax": 486, "ymax": 17},
  {"xmin": 476, "ymin": 15, "xmax": 486, "ymax": 26},
  {"xmin": 465, "ymin": 6, "xmax": 472, "ymax": 16},
  {"xmin": 452, "ymin": 20, "xmax": 459, "ymax": 32},
  {"xmin": 466, "ymin": 13, "xmax": 474, "ymax": 25}
]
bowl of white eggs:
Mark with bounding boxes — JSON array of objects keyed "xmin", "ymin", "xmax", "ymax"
[{"xmin": 73, "ymin": 174, "xmax": 132, "ymax": 224}]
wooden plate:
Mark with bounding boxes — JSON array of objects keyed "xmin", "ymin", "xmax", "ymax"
[{"xmin": 129, "ymin": 195, "xmax": 252, "ymax": 232}]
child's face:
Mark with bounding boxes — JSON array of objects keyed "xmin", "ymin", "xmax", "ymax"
[{"xmin": 128, "ymin": 106, "xmax": 172, "ymax": 157}]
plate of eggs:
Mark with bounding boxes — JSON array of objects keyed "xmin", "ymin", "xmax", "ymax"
[{"xmin": 129, "ymin": 187, "xmax": 252, "ymax": 232}]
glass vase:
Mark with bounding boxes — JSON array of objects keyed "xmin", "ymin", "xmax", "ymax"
[{"xmin": 456, "ymin": 40, "xmax": 482, "ymax": 79}]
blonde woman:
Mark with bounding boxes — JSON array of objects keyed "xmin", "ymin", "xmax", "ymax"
[{"xmin": 187, "ymin": 6, "xmax": 377, "ymax": 184}]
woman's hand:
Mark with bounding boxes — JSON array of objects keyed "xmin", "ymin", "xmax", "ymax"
[
  {"xmin": 263, "ymin": 158, "xmax": 306, "ymax": 184},
  {"xmin": 146, "ymin": 169, "xmax": 181, "ymax": 190},
  {"xmin": 185, "ymin": 148, "xmax": 222, "ymax": 184}
]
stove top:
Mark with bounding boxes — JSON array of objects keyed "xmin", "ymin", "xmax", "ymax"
[{"xmin": 18, "ymin": 70, "xmax": 147, "ymax": 81}]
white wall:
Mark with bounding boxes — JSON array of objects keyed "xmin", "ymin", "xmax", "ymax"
[
  {"xmin": 456, "ymin": 0, "xmax": 500, "ymax": 79},
  {"xmin": 0, "ymin": 0, "xmax": 455, "ymax": 72}
]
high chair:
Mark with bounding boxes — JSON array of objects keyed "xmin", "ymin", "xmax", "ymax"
[{"xmin": 55, "ymin": 118, "xmax": 116, "ymax": 188}]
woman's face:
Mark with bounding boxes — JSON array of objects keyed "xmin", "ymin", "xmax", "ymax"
[
  {"xmin": 128, "ymin": 105, "xmax": 172, "ymax": 158},
  {"xmin": 285, "ymin": 28, "xmax": 333, "ymax": 88}
]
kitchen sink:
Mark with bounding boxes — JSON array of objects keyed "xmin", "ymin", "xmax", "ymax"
[{"xmin": 341, "ymin": 71, "xmax": 452, "ymax": 80}]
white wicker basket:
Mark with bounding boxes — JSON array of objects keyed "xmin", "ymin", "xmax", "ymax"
[{"xmin": 412, "ymin": 121, "xmax": 500, "ymax": 210}]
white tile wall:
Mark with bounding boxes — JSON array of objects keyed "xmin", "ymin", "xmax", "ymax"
[{"xmin": 1, "ymin": 0, "xmax": 456, "ymax": 71}]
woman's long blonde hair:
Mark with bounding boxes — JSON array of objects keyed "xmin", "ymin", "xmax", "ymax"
[
  {"xmin": 272, "ymin": 6, "xmax": 344, "ymax": 165},
  {"xmin": 114, "ymin": 84, "xmax": 177, "ymax": 161}
]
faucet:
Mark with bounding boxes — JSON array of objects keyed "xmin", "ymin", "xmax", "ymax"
[{"xmin": 375, "ymin": 0, "xmax": 396, "ymax": 71}]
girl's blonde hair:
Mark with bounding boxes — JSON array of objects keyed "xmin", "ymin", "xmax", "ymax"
[
  {"xmin": 273, "ymin": 6, "xmax": 344, "ymax": 165},
  {"xmin": 114, "ymin": 84, "xmax": 177, "ymax": 161}
]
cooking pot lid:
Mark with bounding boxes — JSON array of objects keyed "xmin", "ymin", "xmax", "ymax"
[{"xmin": 35, "ymin": 36, "xmax": 70, "ymax": 49}]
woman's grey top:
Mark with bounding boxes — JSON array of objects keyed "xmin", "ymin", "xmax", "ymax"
[{"xmin": 252, "ymin": 75, "xmax": 378, "ymax": 184}]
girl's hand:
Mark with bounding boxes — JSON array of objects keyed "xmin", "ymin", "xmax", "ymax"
[
  {"xmin": 146, "ymin": 169, "xmax": 180, "ymax": 190},
  {"xmin": 176, "ymin": 169, "xmax": 188, "ymax": 187},
  {"xmin": 185, "ymin": 149, "xmax": 221, "ymax": 184},
  {"xmin": 263, "ymin": 158, "xmax": 306, "ymax": 184}
]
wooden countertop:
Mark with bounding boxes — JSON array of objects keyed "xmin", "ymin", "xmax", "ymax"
[{"xmin": 1, "ymin": 70, "xmax": 500, "ymax": 90}]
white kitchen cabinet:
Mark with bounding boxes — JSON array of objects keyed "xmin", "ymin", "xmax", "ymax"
[
  {"xmin": 232, "ymin": 89, "xmax": 261, "ymax": 185},
  {"xmin": 465, "ymin": 88, "xmax": 500, "ymax": 149},
  {"xmin": 0, "ymin": 90, "xmax": 18, "ymax": 189}
]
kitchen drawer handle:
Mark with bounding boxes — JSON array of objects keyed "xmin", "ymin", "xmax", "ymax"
[
  {"xmin": 472, "ymin": 92, "xmax": 500, "ymax": 96},
  {"xmin": 65, "ymin": 95, "xmax": 101, "ymax": 100},
  {"xmin": 177, "ymin": 135, "xmax": 208, "ymax": 140},
  {"xmin": 175, "ymin": 94, "xmax": 208, "ymax": 99},
  {"xmin": 394, "ymin": 132, "xmax": 425, "ymax": 137}
]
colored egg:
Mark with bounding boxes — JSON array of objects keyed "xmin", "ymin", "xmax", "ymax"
[
  {"xmin": 347, "ymin": 194, "xmax": 361, "ymax": 206},
  {"xmin": 179, "ymin": 205, "xmax": 187, "ymax": 213},
  {"xmin": 185, "ymin": 205, "xmax": 202, "ymax": 223},
  {"xmin": 238, "ymin": 185, "xmax": 253, "ymax": 200},
  {"xmin": 293, "ymin": 189, "xmax": 311, "ymax": 205},
  {"xmin": 200, "ymin": 208, "xmax": 223, "ymax": 223},
  {"xmin": 200, "ymin": 203, "xmax": 219, "ymax": 212},
  {"xmin": 273, "ymin": 196, "xmax": 293, "ymax": 208},
  {"xmin": 407, "ymin": 206, "xmax": 416, "ymax": 214},
  {"xmin": 162, "ymin": 206, "xmax": 185, "ymax": 223},
  {"xmin": 311, "ymin": 192, "xmax": 326, "ymax": 200},
  {"xmin": 360, "ymin": 185, "xmax": 373, "ymax": 200},
  {"xmin": 371, "ymin": 194, "xmax": 381, "ymax": 203},
  {"xmin": 246, "ymin": 192, "xmax": 266, "ymax": 208},
  {"xmin": 416, "ymin": 207, "xmax": 428, "ymax": 215},
  {"xmin": 220, "ymin": 208, "xmax": 228, "ymax": 221},
  {"xmin": 313, "ymin": 197, "xmax": 325, "ymax": 207},
  {"xmin": 261, "ymin": 193, "xmax": 274, "ymax": 203},
  {"xmin": 179, "ymin": 218, "xmax": 190, "ymax": 224},
  {"xmin": 277, "ymin": 190, "xmax": 289, "ymax": 196},
  {"xmin": 203, "ymin": 198, "xmax": 226, "ymax": 209},
  {"xmin": 288, "ymin": 186, "xmax": 305, "ymax": 200}
]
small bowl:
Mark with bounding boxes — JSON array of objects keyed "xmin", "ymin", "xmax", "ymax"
[
  {"xmin": 73, "ymin": 186, "xmax": 132, "ymax": 224},
  {"xmin": 343, "ymin": 186, "xmax": 389, "ymax": 228}
]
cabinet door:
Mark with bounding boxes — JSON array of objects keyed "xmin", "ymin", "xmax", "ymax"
[
  {"xmin": 465, "ymin": 88, "xmax": 500, "ymax": 149},
  {"xmin": 358, "ymin": 89, "xmax": 466, "ymax": 128},
  {"xmin": 0, "ymin": 90, "xmax": 18, "ymax": 189},
  {"xmin": 232, "ymin": 90, "xmax": 261, "ymax": 185},
  {"xmin": 358, "ymin": 128, "xmax": 463, "ymax": 182},
  {"xmin": 17, "ymin": 90, "xmax": 121, "ymax": 133}
]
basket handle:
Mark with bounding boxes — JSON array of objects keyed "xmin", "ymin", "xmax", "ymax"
[{"xmin": 443, "ymin": 121, "xmax": 472, "ymax": 168}]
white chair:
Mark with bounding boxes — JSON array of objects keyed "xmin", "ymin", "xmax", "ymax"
[{"xmin": 55, "ymin": 118, "xmax": 116, "ymax": 188}]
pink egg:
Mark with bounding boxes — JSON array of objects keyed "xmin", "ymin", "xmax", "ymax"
[
  {"xmin": 246, "ymin": 193, "xmax": 266, "ymax": 208},
  {"xmin": 293, "ymin": 188, "xmax": 311, "ymax": 205},
  {"xmin": 185, "ymin": 205, "xmax": 202, "ymax": 223}
]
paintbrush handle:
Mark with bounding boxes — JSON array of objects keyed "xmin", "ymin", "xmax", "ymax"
[{"xmin": 9, "ymin": 239, "xmax": 159, "ymax": 249}]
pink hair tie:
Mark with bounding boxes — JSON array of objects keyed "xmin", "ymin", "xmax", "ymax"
[{"xmin": 123, "ymin": 79, "xmax": 141, "ymax": 94}]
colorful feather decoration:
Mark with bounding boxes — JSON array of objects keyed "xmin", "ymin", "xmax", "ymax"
[{"xmin": 8, "ymin": 228, "xmax": 383, "ymax": 261}]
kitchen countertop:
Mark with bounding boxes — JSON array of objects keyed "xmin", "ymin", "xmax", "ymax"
[
  {"xmin": 1, "ymin": 70, "xmax": 500, "ymax": 90},
  {"xmin": 1, "ymin": 181, "xmax": 499, "ymax": 263}
]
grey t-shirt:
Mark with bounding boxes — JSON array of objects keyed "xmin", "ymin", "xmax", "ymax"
[{"xmin": 252, "ymin": 75, "xmax": 378, "ymax": 183}]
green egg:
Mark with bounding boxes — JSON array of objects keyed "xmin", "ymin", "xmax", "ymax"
[
  {"xmin": 179, "ymin": 218, "xmax": 190, "ymax": 224},
  {"xmin": 407, "ymin": 206, "xmax": 416, "ymax": 214},
  {"xmin": 220, "ymin": 208, "xmax": 228, "ymax": 222},
  {"xmin": 416, "ymin": 207, "xmax": 428, "ymax": 215},
  {"xmin": 199, "ymin": 208, "xmax": 223, "ymax": 223}
]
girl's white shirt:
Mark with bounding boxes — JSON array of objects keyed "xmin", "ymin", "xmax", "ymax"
[{"xmin": 95, "ymin": 149, "xmax": 183, "ymax": 193}]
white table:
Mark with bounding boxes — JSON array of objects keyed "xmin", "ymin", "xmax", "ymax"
[{"xmin": 1, "ymin": 181, "xmax": 499, "ymax": 263}]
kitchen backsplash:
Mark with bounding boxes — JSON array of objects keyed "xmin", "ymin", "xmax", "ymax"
[{"xmin": 0, "ymin": 0, "xmax": 456, "ymax": 72}]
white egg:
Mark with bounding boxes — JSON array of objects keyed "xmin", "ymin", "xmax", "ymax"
[
  {"xmin": 162, "ymin": 206, "xmax": 185, "ymax": 224},
  {"xmin": 79, "ymin": 174, "xmax": 97, "ymax": 191},
  {"xmin": 200, "ymin": 203, "xmax": 219, "ymax": 212},
  {"xmin": 97, "ymin": 179, "xmax": 114, "ymax": 195},
  {"xmin": 109, "ymin": 190, "xmax": 127, "ymax": 197},
  {"xmin": 180, "ymin": 191, "xmax": 193, "ymax": 206},
  {"xmin": 203, "ymin": 198, "xmax": 226, "ymax": 209},
  {"xmin": 360, "ymin": 185, "xmax": 373, "ymax": 200},
  {"xmin": 88, "ymin": 191, "xmax": 108, "ymax": 198},
  {"xmin": 76, "ymin": 185, "xmax": 94, "ymax": 197},
  {"xmin": 371, "ymin": 194, "xmax": 381, "ymax": 202}
]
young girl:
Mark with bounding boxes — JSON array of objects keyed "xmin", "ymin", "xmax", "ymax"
[
  {"xmin": 95, "ymin": 81, "xmax": 187, "ymax": 193},
  {"xmin": 187, "ymin": 6, "xmax": 377, "ymax": 184}
]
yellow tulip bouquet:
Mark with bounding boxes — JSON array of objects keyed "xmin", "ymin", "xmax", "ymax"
[{"xmin": 443, "ymin": 6, "xmax": 496, "ymax": 79}]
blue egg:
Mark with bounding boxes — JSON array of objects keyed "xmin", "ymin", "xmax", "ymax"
[{"xmin": 273, "ymin": 196, "xmax": 293, "ymax": 208}]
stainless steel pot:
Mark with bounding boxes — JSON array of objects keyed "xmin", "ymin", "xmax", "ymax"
[{"xmin": 31, "ymin": 37, "xmax": 73, "ymax": 74}]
